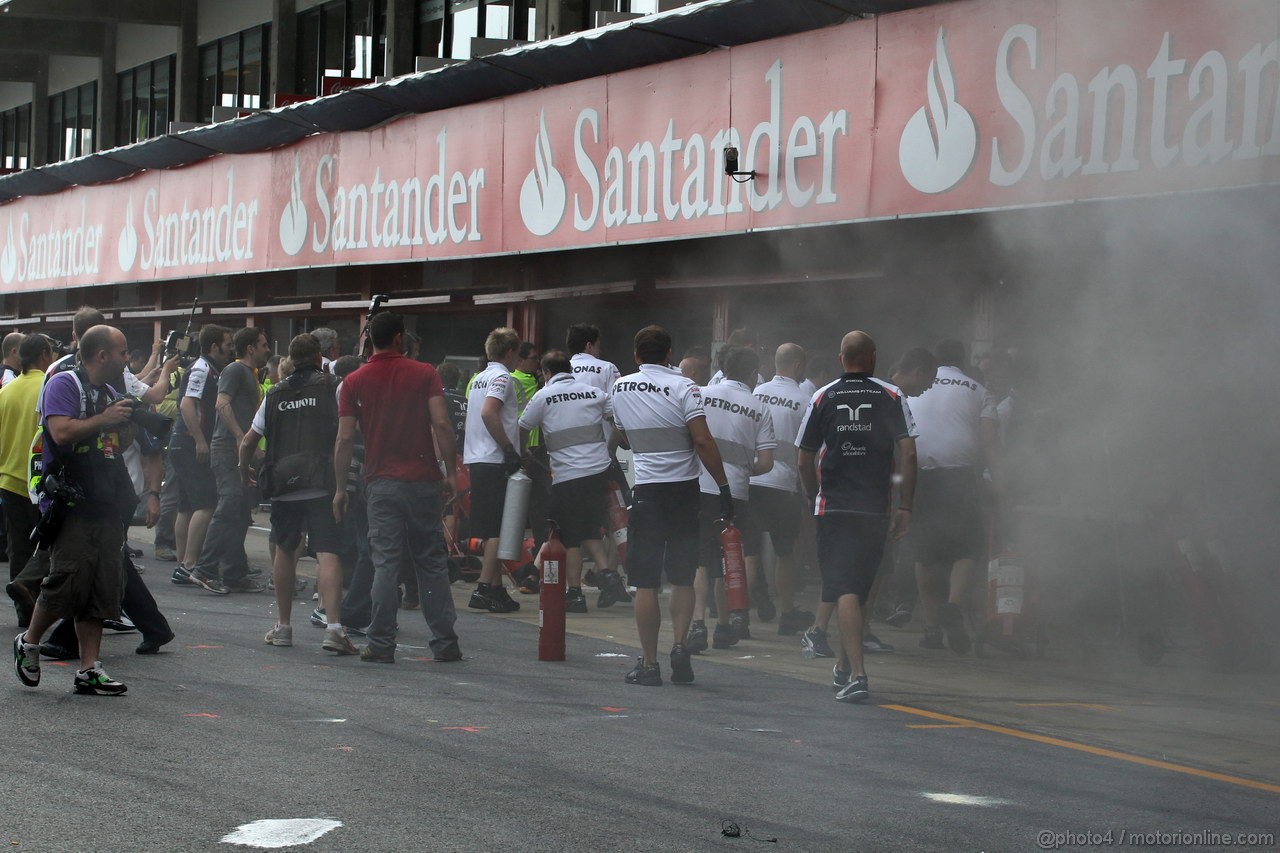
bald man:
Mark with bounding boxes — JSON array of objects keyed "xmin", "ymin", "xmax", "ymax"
[
  {"xmin": 1, "ymin": 332, "xmax": 23, "ymax": 387},
  {"xmin": 796, "ymin": 332, "xmax": 916, "ymax": 704},
  {"xmin": 747, "ymin": 343, "xmax": 814, "ymax": 635}
]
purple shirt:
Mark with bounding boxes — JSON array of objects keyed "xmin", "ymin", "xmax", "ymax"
[{"xmin": 40, "ymin": 371, "xmax": 122, "ymax": 468}]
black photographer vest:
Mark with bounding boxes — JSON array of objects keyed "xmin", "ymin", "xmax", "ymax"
[
  {"xmin": 261, "ymin": 367, "xmax": 339, "ymax": 498},
  {"xmin": 55, "ymin": 368, "xmax": 137, "ymax": 521}
]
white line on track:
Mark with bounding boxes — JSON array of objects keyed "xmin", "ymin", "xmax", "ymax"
[
  {"xmin": 920, "ymin": 793, "xmax": 1014, "ymax": 807},
  {"xmin": 220, "ymin": 818, "xmax": 343, "ymax": 848}
]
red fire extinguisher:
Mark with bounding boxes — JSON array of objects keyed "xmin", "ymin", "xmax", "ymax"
[
  {"xmin": 607, "ymin": 481, "xmax": 629, "ymax": 565},
  {"xmin": 539, "ymin": 522, "xmax": 567, "ymax": 662},
  {"xmin": 721, "ymin": 521, "xmax": 749, "ymax": 614}
]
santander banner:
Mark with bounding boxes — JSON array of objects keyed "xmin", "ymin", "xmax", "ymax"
[{"xmin": 1, "ymin": 0, "xmax": 1277, "ymax": 293}]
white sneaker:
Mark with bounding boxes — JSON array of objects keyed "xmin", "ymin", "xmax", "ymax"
[
  {"xmin": 264, "ymin": 624, "xmax": 293, "ymax": 647},
  {"xmin": 322, "ymin": 627, "xmax": 358, "ymax": 656}
]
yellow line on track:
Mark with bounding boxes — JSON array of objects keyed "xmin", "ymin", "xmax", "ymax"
[{"xmin": 881, "ymin": 704, "xmax": 1280, "ymax": 795}]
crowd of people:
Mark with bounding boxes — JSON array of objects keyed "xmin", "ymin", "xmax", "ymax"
[{"xmin": 6, "ymin": 304, "xmax": 1016, "ymax": 704}]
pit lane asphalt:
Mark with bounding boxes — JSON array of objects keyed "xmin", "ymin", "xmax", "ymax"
[{"xmin": 3, "ymin": 547, "xmax": 1276, "ymax": 852}]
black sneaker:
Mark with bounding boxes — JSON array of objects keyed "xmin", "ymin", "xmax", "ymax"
[
  {"xmin": 686, "ymin": 620, "xmax": 709, "ymax": 654},
  {"xmin": 752, "ymin": 584, "xmax": 777, "ymax": 623},
  {"xmin": 919, "ymin": 627, "xmax": 945, "ymax": 649},
  {"xmin": 102, "ymin": 617, "xmax": 137, "ymax": 633},
  {"xmin": 224, "ymin": 577, "xmax": 267, "ymax": 593},
  {"xmin": 189, "ymin": 569, "xmax": 230, "ymax": 595},
  {"xmin": 13, "ymin": 632, "xmax": 40, "ymax": 687},
  {"xmin": 800, "ymin": 626, "xmax": 834, "ymax": 659},
  {"xmin": 835, "ymin": 675, "xmax": 870, "ymax": 704},
  {"xmin": 136, "ymin": 630, "xmax": 175, "ymax": 655},
  {"xmin": 940, "ymin": 603, "xmax": 971, "ymax": 654},
  {"xmin": 730, "ymin": 613, "xmax": 752, "ymax": 641},
  {"xmin": 310, "ymin": 608, "xmax": 327, "ymax": 628},
  {"xmin": 597, "ymin": 571, "xmax": 631, "ymax": 608},
  {"xmin": 468, "ymin": 587, "xmax": 492, "ymax": 610},
  {"xmin": 669, "ymin": 643, "xmax": 694, "ymax": 684},
  {"xmin": 565, "ymin": 588, "xmax": 589, "ymax": 614},
  {"xmin": 862, "ymin": 632, "xmax": 895, "ymax": 653},
  {"xmin": 170, "ymin": 564, "xmax": 194, "ymax": 586},
  {"xmin": 486, "ymin": 585, "xmax": 521, "ymax": 613},
  {"xmin": 433, "ymin": 643, "xmax": 463, "ymax": 662},
  {"xmin": 74, "ymin": 663, "xmax": 127, "ymax": 696},
  {"xmin": 832, "ymin": 663, "xmax": 852, "ymax": 691},
  {"xmin": 583, "ymin": 568, "xmax": 600, "ymax": 588},
  {"xmin": 6, "ymin": 581, "xmax": 37, "ymax": 628},
  {"xmin": 624, "ymin": 658, "xmax": 662, "ymax": 686},
  {"xmin": 712, "ymin": 623, "xmax": 738, "ymax": 649},
  {"xmin": 360, "ymin": 644, "xmax": 395, "ymax": 664},
  {"xmin": 884, "ymin": 604, "xmax": 914, "ymax": 628},
  {"xmin": 778, "ymin": 609, "xmax": 814, "ymax": 636}
]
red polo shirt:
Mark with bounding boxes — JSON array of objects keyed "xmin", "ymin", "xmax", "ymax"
[{"xmin": 338, "ymin": 351, "xmax": 446, "ymax": 483}]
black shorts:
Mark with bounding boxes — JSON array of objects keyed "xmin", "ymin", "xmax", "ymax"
[
  {"xmin": 170, "ymin": 442, "xmax": 218, "ymax": 513},
  {"xmin": 697, "ymin": 493, "xmax": 758, "ymax": 577},
  {"xmin": 817, "ymin": 513, "xmax": 889, "ymax": 603},
  {"xmin": 913, "ymin": 467, "xmax": 984, "ymax": 565},
  {"xmin": 627, "ymin": 480, "xmax": 700, "ymax": 589},
  {"xmin": 468, "ymin": 463, "xmax": 508, "ymax": 540},
  {"xmin": 748, "ymin": 485, "xmax": 802, "ymax": 556},
  {"xmin": 548, "ymin": 470, "xmax": 607, "ymax": 549},
  {"xmin": 270, "ymin": 496, "xmax": 344, "ymax": 554}
]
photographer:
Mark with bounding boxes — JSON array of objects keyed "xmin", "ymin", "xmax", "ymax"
[{"xmin": 13, "ymin": 326, "xmax": 139, "ymax": 696}]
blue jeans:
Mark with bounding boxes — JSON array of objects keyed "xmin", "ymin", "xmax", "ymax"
[{"xmin": 365, "ymin": 479, "xmax": 458, "ymax": 656}]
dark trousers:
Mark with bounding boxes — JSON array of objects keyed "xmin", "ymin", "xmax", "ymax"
[
  {"xmin": 191, "ymin": 448, "xmax": 252, "ymax": 582},
  {"xmin": 3, "ymin": 489, "xmax": 39, "ymax": 582},
  {"xmin": 48, "ymin": 554, "xmax": 170, "ymax": 647},
  {"xmin": 154, "ymin": 454, "xmax": 179, "ymax": 551},
  {"xmin": 340, "ymin": 497, "xmax": 374, "ymax": 628}
]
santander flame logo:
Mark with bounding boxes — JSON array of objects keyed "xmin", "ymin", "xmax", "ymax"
[
  {"xmin": 519, "ymin": 111, "xmax": 567, "ymax": 237},
  {"xmin": 0, "ymin": 217, "xmax": 16, "ymax": 285},
  {"xmin": 118, "ymin": 194, "xmax": 138, "ymax": 272},
  {"xmin": 898, "ymin": 27, "xmax": 978, "ymax": 195},
  {"xmin": 279, "ymin": 153, "xmax": 309, "ymax": 256}
]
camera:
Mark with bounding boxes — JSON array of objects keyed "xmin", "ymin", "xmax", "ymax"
[
  {"xmin": 30, "ymin": 469, "xmax": 87, "ymax": 550},
  {"xmin": 164, "ymin": 297, "xmax": 202, "ymax": 365},
  {"xmin": 128, "ymin": 399, "xmax": 174, "ymax": 441},
  {"xmin": 163, "ymin": 328, "xmax": 200, "ymax": 363}
]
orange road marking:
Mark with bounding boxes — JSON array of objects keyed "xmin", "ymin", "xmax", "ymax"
[
  {"xmin": 907, "ymin": 724, "xmax": 972, "ymax": 729},
  {"xmin": 882, "ymin": 705, "xmax": 1280, "ymax": 795}
]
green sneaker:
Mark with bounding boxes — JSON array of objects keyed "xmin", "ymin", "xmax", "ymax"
[
  {"xmin": 73, "ymin": 663, "xmax": 127, "ymax": 696},
  {"xmin": 13, "ymin": 632, "xmax": 40, "ymax": 687}
]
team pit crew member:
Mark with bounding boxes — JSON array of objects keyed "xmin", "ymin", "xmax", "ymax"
[
  {"xmin": 566, "ymin": 323, "xmax": 632, "ymax": 603},
  {"xmin": 610, "ymin": 326, "xmax": 732, "ymax": 687},
  {"xmin": 463, "ymin": 327, "xmax": 524, "ymax": 614},
  {"xmin": 689, "ymin": 346, "xmax": 775, "ymax": 652},
  {"xmin": 747, "ymin": 343, "xmax": 814, "ymax": 637},
  {"xmin": 517, "ymin": 350, "xmax": 614, "ymax": 614},
  {"xmin": 908, "ymin": 339, "xmax": 998, "ymax": 654},
  {"xmin": 796, "ymin": 331, "xmax": 916, "ymax": 704},
  {"xmin": 800, "ymin": 348, "xmax": 931, "ymax": 658}
]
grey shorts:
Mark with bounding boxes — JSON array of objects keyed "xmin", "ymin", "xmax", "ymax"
[{"xmin": 38, "ymin": 513, "xmax": 126, "ymax": 621}]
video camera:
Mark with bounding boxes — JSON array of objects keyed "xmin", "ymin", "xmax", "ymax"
[
  {"xmin": 44, "ymin": 336, "xmax": 72, "ymax": 358},
  {"xmin": 163, "ymin": 298, "xmax": 201, "ymax": 365},
  {"xmin": 354, "ymin": 294, "xmax": 390, "ymax": 356}
]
